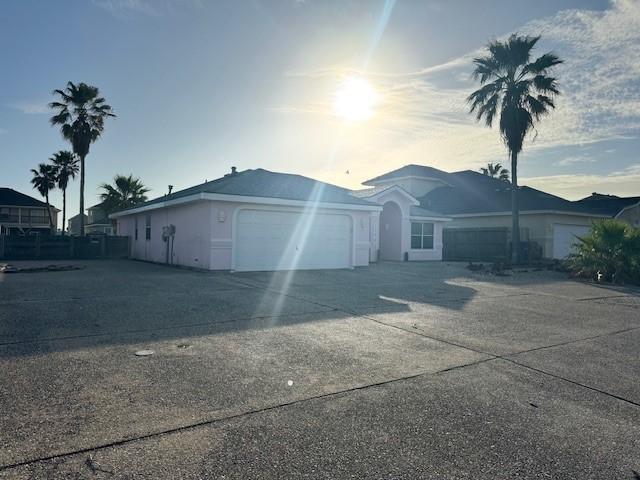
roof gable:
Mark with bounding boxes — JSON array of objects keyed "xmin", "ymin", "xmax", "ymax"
[
  {"xmin": 0, "ymin": 188, "xmax": 53, "ymax": 209},
  {"xmin": 350, "ymin": 184, "xmax": 419, "ymax": 205},
  {"xmin": 363, "ymin": 164, "xmax": 452, "ymax": 185}
]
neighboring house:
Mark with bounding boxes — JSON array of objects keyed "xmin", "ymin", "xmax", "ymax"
[
  {"xmin": 0, "ymin": 188, "xmax": 58, "ymax": 236},
  {"xmin": 112, "ymin": 168, "xmax": 383, "ymax": 271},
  {"xmin": 617, "ymin": 203, "xmax": 640, "ymax": 227},
  {"xmin": 87, "ymin": 203, "xmax": 115, "ymax": 235},
  {"xmin": 575, "ymin": 193, "xmax": 640, "ymax": 228},
  {"xmin": 67, "ymin": 213, "xmax": 87, "ymax": 236},
  {"xmin": 68, "ymin": 203, "xmax": 115, "ymax": 235},
  {"xmin": 357, "ymin": 165, "xmax": 614, "ymax": 260}
]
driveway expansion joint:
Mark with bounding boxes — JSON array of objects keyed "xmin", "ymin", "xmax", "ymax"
[
  {"xmin": 233, "ymin": 276, "xmax": 640, "ymax": 409},
  {"xmin": 0, "ymin": 356, "xmax": 497, "ymax": 472}
]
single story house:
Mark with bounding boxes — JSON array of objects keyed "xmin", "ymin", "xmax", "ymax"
[
  {"xmin": 112, "ymin": 164, "xmax": 637, "ymax": 271},
  {"xmin": 359, "ymin": 165, "xmax": 616, "ymax": 260},
  {"xmin": 112, "ymin": 168, "xmax": 403, "ymax": 271},
  {"xmin": 0, "ymin": 188, "xmax": 58, "ymax": 236}
]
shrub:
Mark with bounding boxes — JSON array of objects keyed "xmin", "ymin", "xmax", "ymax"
[{"xmin": 569, "ymin": 219, "xmax": 640, "ymax": 284}]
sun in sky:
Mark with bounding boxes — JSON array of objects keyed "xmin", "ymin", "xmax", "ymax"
[{"xmin": 333, "ymin": 76, "xmax": 379, "ymax": 122}]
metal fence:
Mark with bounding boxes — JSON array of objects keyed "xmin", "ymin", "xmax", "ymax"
[
  {"xmin": 0, "ymin": 235, "xmax": 130, "ymax": 260},
  {"xmin": 443, "ymin": 227, "xmax": 510, "ymax": 262},
  {"xmin": 443, "ymin": 227, "xmax": 542, "ymax": 263}
]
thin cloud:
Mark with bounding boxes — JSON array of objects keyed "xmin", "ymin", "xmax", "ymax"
[
  {"xmin": 278, "ymin": 0, "xmax": 640, "ymax": 187},
  {"xmin": 554, "ymin": 155, "xmax": 597, "ymax": 167},
  {"xmin": 92, "ymin": 0, "xmax": 202, "ymax": 17},
  {"xmin": 524, "ymin": 165, "xmax": 640, "ymax": 200},
  {"xmin": 11, "ymin": 101, "xmax": 49, "ymax": 114}
]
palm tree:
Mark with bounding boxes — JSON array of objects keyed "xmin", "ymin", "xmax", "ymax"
[
  {"xmin": 99, "ymin": 174, "xmax": 149, "ymax": 217},
  {"xmin": 49, "ymin": 82, "xmax": 115, "ymax": 236},
  {"xmin": 480, "ymin": 162, "xmax": 510, "ymax": 181},
  {"xmin": 468, "ymin": 34, "xmax": 562, "ymax": 263},
  {"xmin": 30, "ymin": 163, "xmax": 57, "ymax": 232},
  {"xmin": 50, "ymin": 150, "xmax": 79, "ymax": 235}
]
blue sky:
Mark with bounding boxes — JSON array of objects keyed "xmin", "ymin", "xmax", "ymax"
[{"xmin": 1, "ymin": 0, "xmax": 639, "ymax": 227}]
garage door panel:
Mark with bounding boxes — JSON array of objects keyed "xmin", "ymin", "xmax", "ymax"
[
  {"xmin": 235, "ymin": 209, "xmax": 352, "ymax": 271},
  {"xmin": 553, "ymin": 224, "xmax": 591, "ymax": 259}
]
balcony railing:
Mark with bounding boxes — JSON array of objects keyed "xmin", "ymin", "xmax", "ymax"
[{"xmin": 0, "ymin": 215, "xmax": 49, "ymax": 225}]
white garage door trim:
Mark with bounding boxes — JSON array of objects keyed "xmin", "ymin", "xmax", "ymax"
[
  {"xmin": 232, "ymin": 206, "xmax": 355, "ymax": 272},
  {"xmin": 552, "ymin": 223, "xmax": 591, "ymax": 259}
]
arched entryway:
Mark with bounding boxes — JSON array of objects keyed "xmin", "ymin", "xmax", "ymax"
[{"xmin": 379, "ymin": 201, "xmax": 402, "ymax": 261}]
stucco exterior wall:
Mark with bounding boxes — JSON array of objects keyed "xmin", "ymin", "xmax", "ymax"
[
  {"xmin": 374, "ymin": 189, "xmax": 446, "ymax": 262},
  {"xmin": 118, "ymin": 199, "xmax": 374, "ymax": 270},
  {"xmin": 446, "ymin": 212, "xmax": 602, "ymax": 258},
  {"xmin": 118, "ymin": 201, "xmax": 213, "ymax": 269}
]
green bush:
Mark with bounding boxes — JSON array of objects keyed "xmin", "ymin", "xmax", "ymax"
[{"xmin": 569, "ymin": 219, "xmax": 640, "ymax": 284}]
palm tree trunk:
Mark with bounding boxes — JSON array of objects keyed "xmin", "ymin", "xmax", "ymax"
[
  {"xmin": 510, "ymin": 150, "xmax": 520, "ymax": 264},
  {"xmin": 62, "ymin": 188, "xmax": 66, "ymax": 236},
  {"xmin": 45, "ymin": 193, "xmax": 54, "ymax": 234},
  {"xmin": 79, "ymin": 155, "xmax": 85, "ymax": 237}
]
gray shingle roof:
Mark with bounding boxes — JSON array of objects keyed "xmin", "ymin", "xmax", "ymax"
[
  {"xmin": 0, "ymin": 188, "xmax": 54, "ymax": 209},
  {"xmin": 573, "ymin": 193, "xmax": 640, "ymax": 216},
  {"xmin": 420, "ymin": 170, "xmax": 608, "ymax": 216},
  {"xmin": 115, "ymin": 169, "xmax": 377, "ymax": 215},
  {"xmin": 363, "ymin": 164, "xmax": 452, "ymax": 185}
]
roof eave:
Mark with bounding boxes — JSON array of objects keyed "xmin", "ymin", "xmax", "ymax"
[
  {"xmin": 359, "ymin": 185, "xmax": 420, "ymax": 205},
  {"xmin": 363, "ymin": 175, "xmax": 452, "ymax": 188},
  {"xmin": 110, "ymin": 192, "xmax": 382, "ymax": 218},
  {"xmin": 447, "ymin": 210, "xmax": 611, "ymax": 219}
]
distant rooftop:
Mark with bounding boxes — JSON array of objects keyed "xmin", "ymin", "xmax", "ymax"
[
  {"xmin": 574, "ymin": 192, "xmax": 640, "ymax": 216},
  {"xmin": 0, "ymin": 188, "xmax": 57, "ymax": 209}
]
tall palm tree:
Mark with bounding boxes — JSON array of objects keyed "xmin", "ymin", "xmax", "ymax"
[
  {"xmin": 49, "ymin": 82, "xmax": 115, "ymax": 236},
  {"xmin": 480, "ymin": 162, "xmax": 510, "ymax": 181},
  {"xmin": 99, "ymin": 174, "xmax": 149, "ymax": 216},
  {"xmin": 30, "ymin": 163, "xmax": 57, "ymax": 232},
  {"xmin": 50, "ymin": 150, "xmax": 79, "ymax": 235},
  {"xmin": 468, "ymin": 34, "xmax": 562, "ymax": 263}
]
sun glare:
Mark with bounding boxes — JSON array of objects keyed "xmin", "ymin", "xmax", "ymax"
[{"xmin": 333, "ymin": 76, "xmax": 378, "ymax": 122}]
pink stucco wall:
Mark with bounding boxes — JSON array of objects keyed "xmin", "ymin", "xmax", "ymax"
[
  {"xmin": 372, "ymin": 189, "xmax": 446, "ymax": 262},
  {"xmin": 117, "ymin": 199, "xmax": 373, "ymax": 270},
  {"xmin": 118, "ymin": 201, "xmax": 213, "ymax": 269}
]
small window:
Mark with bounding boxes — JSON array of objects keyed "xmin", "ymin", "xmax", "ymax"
[
  {"xmin": 134, "ymin": 217, "xmax": 138, "ymax": 240},
  {"xmin": 145, "ymin": 215, "xmax": 151, "ymax": 240},
  {"xmin": 410, "ymin": 222, "xmax": 434, "ymax": 250}
]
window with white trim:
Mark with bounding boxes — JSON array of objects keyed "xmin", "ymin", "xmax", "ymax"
[
  {"xmin": 145, "ymin": 215, "xmax": 151, "ymax": 240},
  {"xmin": 134, "ymin": 217, "xmax": 138, "ymax": 240},
  {"xmin": 411, "ymin": 222, "xmax": 434, "ymax": 249}
]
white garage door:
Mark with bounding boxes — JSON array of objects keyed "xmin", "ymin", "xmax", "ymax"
[
  {"xmin": 552, "ymin": 224, "xmax": 591, "ymax": 259},
  {"xmin": 235, "ymin": 209, "xmax": 352, "ymax": 271}
]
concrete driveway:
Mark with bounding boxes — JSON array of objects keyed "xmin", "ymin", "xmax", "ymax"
[{"xmin": 0, "ymin": 260, "xmax": 639, "ymax": 479}]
